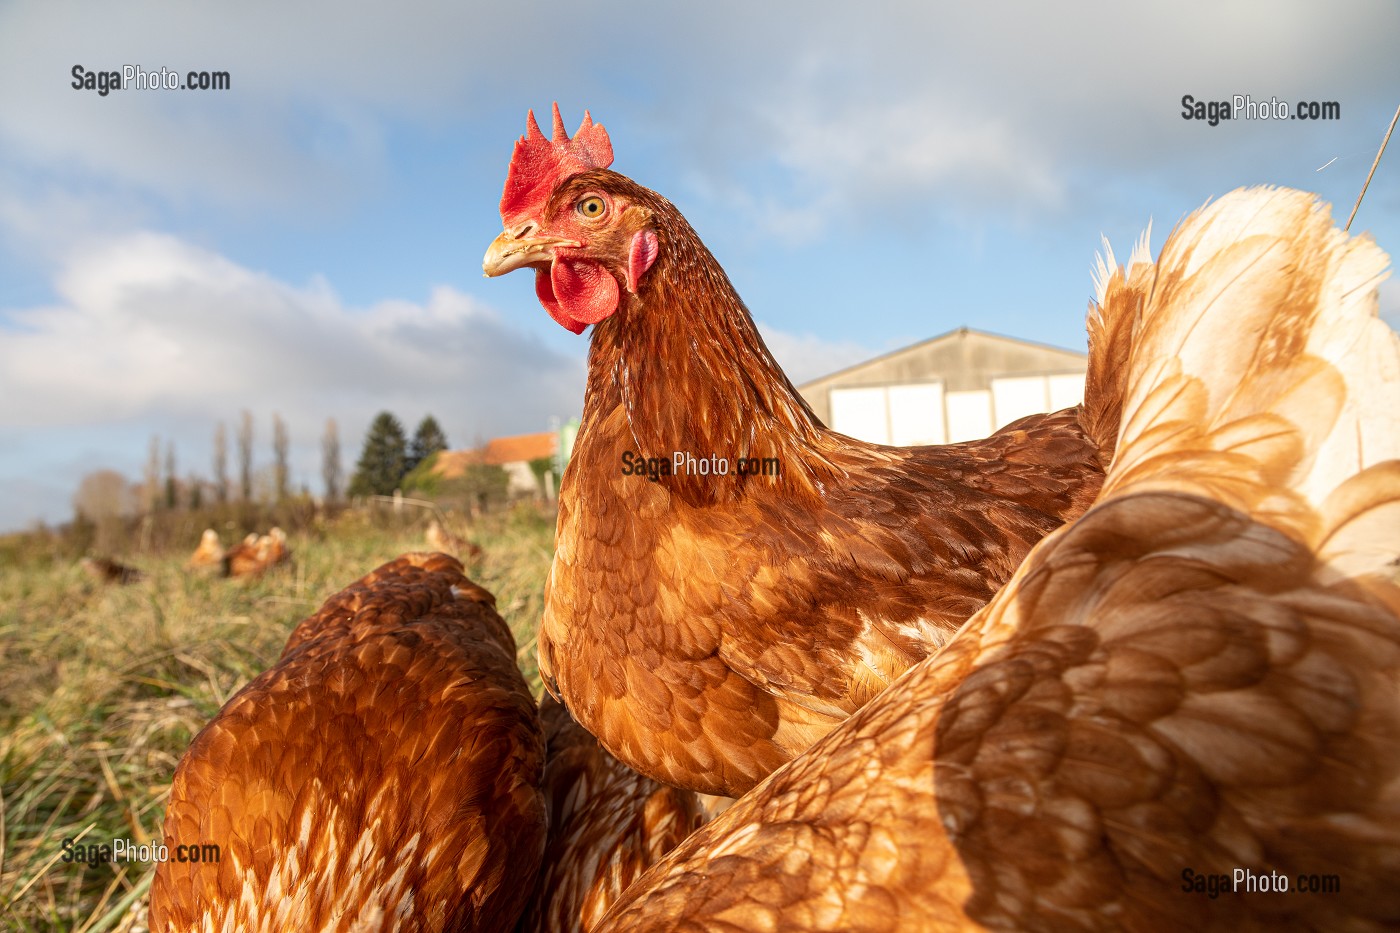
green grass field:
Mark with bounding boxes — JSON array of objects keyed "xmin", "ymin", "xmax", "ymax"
[{"xmin": 0, "ymin": 505, "xmax": 555, "ymax": 931}]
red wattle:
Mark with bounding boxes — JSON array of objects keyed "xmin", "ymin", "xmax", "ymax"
[{"xmin": 536, "ymin": 259, "xmax": 620, "ymax": 334}]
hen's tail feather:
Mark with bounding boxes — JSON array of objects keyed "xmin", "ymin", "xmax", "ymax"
[
  {"xmin": 1079, "ymin": 226, "xmax": 1153, "ymax": 468},
  {"xmin": 1093, "ymin": 186, "xmax": 1400, "ymax": 577}
]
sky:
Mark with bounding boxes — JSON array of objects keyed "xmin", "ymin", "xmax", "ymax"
[{"xmin": 1, "ymin": 1, "xmax": 1398, "ymax": 533}]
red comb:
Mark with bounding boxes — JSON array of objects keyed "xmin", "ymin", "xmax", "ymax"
[{"xmin": 500, "ymin": 103, "xmax": 614, "ymax": 224}]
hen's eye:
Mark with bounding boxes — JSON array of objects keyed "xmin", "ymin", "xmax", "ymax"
[{"xmin": 577, "ymin": 196, "xmax": 606, "ymax": 218}]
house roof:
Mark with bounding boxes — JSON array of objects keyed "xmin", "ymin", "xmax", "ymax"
[
  {"xmin": 797, "ymin": 326, "xmax": 1086, "ymax": 390},
  {"xmin": 431, "ymin": 432, "xmax": 557, "ymax": 478},
  {"xmin": 480, "ymin": 432, "xmax": 556, "ymax": 465}
]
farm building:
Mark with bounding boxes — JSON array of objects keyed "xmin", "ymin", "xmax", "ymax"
[
  {"xmin": 432, "ymin": 431, "xmax": 558, "ymax": 499},
  {"xmin": 796, "ymin": 327, "xmax": 1087, "ymax": 445}
]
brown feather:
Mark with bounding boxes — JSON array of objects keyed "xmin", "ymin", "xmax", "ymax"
[
  {"xmin": 149, "ymin": 553, "xmax": 546, "ymax": 933},
  {"xmin": 523, "ymin": 172, "xmax": 1109, "ymax": 796},
  {"xmin": 594, "ymin": 188, "xmax": 1400, "ymax": 932},
  {"xmin": 518, "ymin": 695, "xmax": 706, "ymax": 933}
]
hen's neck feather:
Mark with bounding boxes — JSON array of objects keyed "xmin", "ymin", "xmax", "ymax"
[{"xmin": 583, "ymin": 192, "xmax": 834, "ymax": 500}]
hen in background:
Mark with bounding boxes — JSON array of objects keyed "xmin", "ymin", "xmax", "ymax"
[
  {"xmin": 79, "ymin": 555, "xmax": 144, "ymax": 584},
  {"xmin": 595, "ymin": 187, "xmax": 1400, "ymax": 931},
  {"xmin": 485, "ymin": 106, "xmax": 1113, "ymax": 795},
  {"xmin": 426, "ymin": 518, "xmax": 484, "ymax": 563},
  {"xmin": 186, "ymin": 528, "xmax": 224, "ymax": 572},
  {"xmin": 222, "ymin": 526, "xmax": 290, "ymax": 578},
  {"xmin": 149, "ymin": 553, "xmax": 546, "ymax": 933}
]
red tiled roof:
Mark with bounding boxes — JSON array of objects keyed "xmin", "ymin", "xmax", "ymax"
[
  {"xmin": 480, "ymin": 432, "xmax": 556, "ymax": 465},
  {"xmin": 431, "ymin": 432, "xmax": 556, "ymax": 478}
]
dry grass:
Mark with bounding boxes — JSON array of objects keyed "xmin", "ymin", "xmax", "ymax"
[{"xmin": 0, "ymin": 504, "xmax": 555, "ymax": 931}]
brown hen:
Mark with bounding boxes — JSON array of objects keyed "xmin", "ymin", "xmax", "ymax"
[
  {"xmin": 80, "ymin": 555, "xmax": 144, "ymax": 584},
  {"xmin": 594, "ymin": 188, "xmax": 1400, "ymax": 931},
  {"xmin": 484, "ymin": 106, "xmax": 1112, "ymax": 796},
  {"xmin": 518, "ymin": 695, "xmax": 707, "ymax": 933},
  {"xmin": 222, "ymin": 526, "xmax": 290, "ymax": 578},
  {"xmin": 149, "ymin": 553, "xmax": 546, "ymax": 932}
]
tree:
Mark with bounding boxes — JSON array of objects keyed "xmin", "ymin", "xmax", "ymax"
[
  {"xmin": 348, "ymin": 412, "xmax": 407, "ymax": 497},
  {"xmin": 164, "ymin": 440, "xmax": 178, "ymax": 510},
  {"xmin": 238, "ymin": 410, "xmax": 255, "ymax": 501},
  {"xmin": 400, "ymin": 453, "xmax": 443, "ymax": 496},
  {"xmin": 73, "ymin": 470, "xmax": 134, "ymax": 521},
  {"xmin": 528, "ymin": 455, "xmax": 558, "ymax": 500},
  {"xmin": 74, "ymin": 469, "xmax": 136, "ymax": 554},
  {"xmin": 212, "ymin": 421, "xmax": 229, "ymax": 503},
  {"xmin": 407, "ymin": 415, "xmax": 449, "ymax": 473},
  {"xmin": 272, "ymin": 413, "xmax": 290, "ymax": 502},
  {"xmin": 144, "ymin": 435, "xmax": 161, "ymax": 513},
  {"xmin": 458, "ymin": 463, "xmax": 510, "ymax": 514},
  {"xmin": 321, "ymin": 418, "xmax": 342, "ymax": 503}
]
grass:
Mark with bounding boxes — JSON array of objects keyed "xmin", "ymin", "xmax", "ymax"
[{"xmin": 0, "ymin": 503, "xmax": 555, "ymax": 931}]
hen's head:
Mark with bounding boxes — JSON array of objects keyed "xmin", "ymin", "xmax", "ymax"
[{"xmin": 483, "ymin": 104, "xmax": 660, "ymax": 334}]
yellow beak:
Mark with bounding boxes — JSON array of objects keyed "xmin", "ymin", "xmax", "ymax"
[{"xmin": 482, "ymin": 222, "xmax": 581, "ymax": 277}]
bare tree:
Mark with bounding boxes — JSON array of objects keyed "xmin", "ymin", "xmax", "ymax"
[
  {"xmin": 213, "ymin": 421, "xmax": 229, "ymax": 504},
  {"xmin": 272, "ymin": 414, "xmax": 290, "ymax": 502},
  {"xmin": 238, "ymin": 410, "xmax": 254, "ymax": 502},
  {"xmin": 321, "ymin": 417, "xmax": 342, "ymax": 503},
  {"xmin": 74, "ymin": 469, "xmax": 134, "ymax": 521},
  {"xmin": 144, "ymin": 435, "xmax": 161, "ymax": 513},
  {"xmin": 75, "ymin": 469, "xmax": 137, "ymax": 554}
]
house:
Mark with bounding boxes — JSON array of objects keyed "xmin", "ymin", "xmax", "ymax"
[
  {"xmin": 432, "ymin": 431, "xmax": 558, "ymax": 499},
  {"xmin": 447, "ymin": 330, "xmax": 1084, "ymax": 492},
  {"xmin": 796, "ymin": 327, "xmax": 1087, "ymax": 445}
]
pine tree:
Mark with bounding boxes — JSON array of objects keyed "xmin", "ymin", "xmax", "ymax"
[
  {"xmin": 348, "ymin": 412, "xmax": 408, "ymax": 497},
  {"xmin": 407, "ymin": 415, "xmax": 449, "ymax": 472}
]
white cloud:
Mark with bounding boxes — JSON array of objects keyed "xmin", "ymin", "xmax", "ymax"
[
  {"xmin": 3, "ymin": 1, "xmax": 1396, "ymax": 237},
  {"xmin": 2, "ymin": 0, "xmax": 1397, "ymax": 532},
  {"xmin": 659, "ymin": 0, "xmax": 1400, "ymax": 234},
  {"xmin": 0, "ymin": 232, "xmax": 584, "ymax": 530},
  {"xmin": 756, "ymin": 322, "xmax": 878, "ymax": 386},
  {"xmin": 1, "ymin": 232, "xmax": 582, "ymax": 427}
]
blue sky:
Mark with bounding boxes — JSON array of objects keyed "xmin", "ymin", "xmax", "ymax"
[{"xmin": 1, "ymin": 0, "xmax": 1397, "ymax": 532}]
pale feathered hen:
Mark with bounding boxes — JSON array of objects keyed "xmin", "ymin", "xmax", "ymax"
[
  {"xmin": 595, "ymin": 188, "xmax": 1400, "ymax": 931},
  {"xmin": 518, "ymin": 696, "xmax": 706, "ymax": 933},
  {"xmin": 427, "ymin": 519, "xmax": 483, "ymax": 563},
  {"xmin": 149, "ymin": 553, "xmax": 547, "ymax": 933},
  {"xmin": 484, "ymin": 106, "xmax": 1110, "ymax": 797},
  {"xmin": 187, "ymin": 528, "xmax": 225, "ymax": 572}
]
